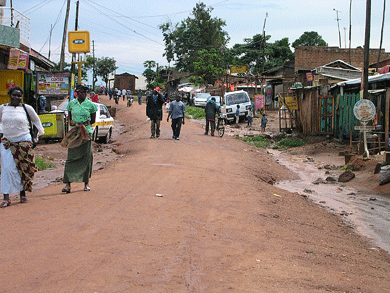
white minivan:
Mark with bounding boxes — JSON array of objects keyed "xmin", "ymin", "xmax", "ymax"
[{"xmin": 221, "ymin": 90, "xmax": 251, "ymax": 122}]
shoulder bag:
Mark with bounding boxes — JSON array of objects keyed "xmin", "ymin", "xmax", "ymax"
[{"xmin": 22, "ymin": 103, "xmax": 39, "ymax": 146}]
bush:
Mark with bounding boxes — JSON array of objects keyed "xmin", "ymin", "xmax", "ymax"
[
  {"xmin": 277, "ymin": 138, "xmax": 305, "ymax": 148},
  {"xmin": 35, "ymin": 156, "xmax": 55, "ymax": 171},
  {"xmin": 185, "ymin": 106, "xmax": 205, "ymax": 119},
  {"xmin": 239, "ymin": 135, "xmax": 269, "ymax": 148}
]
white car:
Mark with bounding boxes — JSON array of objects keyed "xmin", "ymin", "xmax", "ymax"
[
  {"xmin": 193, "ymin": 93, "xmax": 211, "ymax": 107},
  {"xmin": 91, "ymin": 103, "xmax": 114, "ymax": 143}
]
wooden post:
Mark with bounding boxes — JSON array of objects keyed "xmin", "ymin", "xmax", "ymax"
[{"xmin": 385, "ymin": 88, "xmax": 390, "ymax": 150}]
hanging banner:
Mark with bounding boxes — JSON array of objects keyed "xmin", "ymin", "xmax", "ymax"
[
  {"xmin": 18, "ymin": 51, "xmax": 29, "ymax": 69},
  {"xmin": 255, "ymin": 95, "xmax": 265, "ymax": 109},
  {"xmin": 7, "ymin": 48, "xmax": 20, "ymax": 70}
]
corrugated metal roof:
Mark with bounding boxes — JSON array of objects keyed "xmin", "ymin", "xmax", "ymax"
[{"xmin": 333, "ymin": 72, "xmax": 390, "ymax": 88}]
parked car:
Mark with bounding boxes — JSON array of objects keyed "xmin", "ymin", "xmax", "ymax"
[
  {"xmin": 221, "ymin": 90, "xmax": 251, "ymax": 122},
  {"xmin": 193, "ymin": 93, "xmax": 211, "ymax": 107},
  {"xmin": 91, "ymin": 103, "xmax": 114, "ymax": 143}
]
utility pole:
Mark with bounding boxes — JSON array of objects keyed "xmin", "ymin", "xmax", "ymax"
[
  {"xmin": 362, "ymin": 0, "xmax": 371, "ymax": 101},
  {"xmin": 333, "ymin": 8, "xmax": 342, "ymax": 48},
  {"xmin": 92, "ymin": 40, "xmax": 96, "ymax": 91},
  {"xmin": 344, "ymin": 27, "xmax": 347, "ymax": 48},
  {"xmin": 60, "ymin": 0, "xmax": 71, "ymax": 71},
  {"xmin": 48, "ymin": 24, "xmax": 53, "ymax": 59},
  {"xmin": 349, "ymin": 0, "xmax": 352, "ymax": 64},
  {"xmin": 376, "ymin": 0, "xmax": 386, "ymax": 72},
  {"xmin": 156, "ymin": 63, "xmax": 159, "ymax": 86},
  {"xmin": 71, "ymin": 0, "xmax": 79, "ymax": 74},
  {"xmin": 255, "ymin": 12, "xmax": 268, "ymax": 95}
]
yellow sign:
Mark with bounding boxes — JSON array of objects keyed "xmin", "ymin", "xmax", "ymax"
[
  {"xmin": 68, "ymin": 31, "xmax": 90, "ymax": 53},
  {"xmin": 39, "ymin": 114, "xmax": 58, "ymax": 136},
  {"xmin": 92, "ymin": 121, "xmax": 114, "ymax": 127},
  {"xmin": 230, "ymin": 65, "xmax": 247, "ymax": 74},
  {"xmin": 0, "ymin": 70, "xmax": 24, "ymax": 104},
  {"xmin": 285, "ymin": 96, "xmax": 298, "ymax": 110}
]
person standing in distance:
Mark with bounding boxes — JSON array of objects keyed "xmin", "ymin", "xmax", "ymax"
[
  {"xmin": 204, "ymin": 97, "xmax": 219, "ymax": 136},
  {"xmin": 146, "ymin": 87, "xmax": 165, "ymax": 138},
  {"xmin": 137, "ymin": 90, "xmax": 142, "ymax": 105},
  {"xmin": 167, "ymin": 95, "xmax": 185, "ymax": 140}
]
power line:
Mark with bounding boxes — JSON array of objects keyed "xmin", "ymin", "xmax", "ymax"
[
  {"xmin": 82, "ymin": 0, "xmax": 163, "ymax": 46},
  {"xmin": 23, "ymin": 0, "xmax": 55, "ymax": 15},
  {"xmin": 39, "ymin": 0, "xmax": 67, "ymax": 53}
]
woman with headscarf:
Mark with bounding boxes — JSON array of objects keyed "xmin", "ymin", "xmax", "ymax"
[
  {"xmin": 0, "ymin": 86, "xmax": 44, "ymax": 207},
  {"xmin": 62, "ymin": 83, "xmax": 97, "ymax": 193}
]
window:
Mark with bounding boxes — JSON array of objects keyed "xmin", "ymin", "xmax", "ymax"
[{"xmin": 225, "ymin": 92, "xmax": 250, "ymax": 106}]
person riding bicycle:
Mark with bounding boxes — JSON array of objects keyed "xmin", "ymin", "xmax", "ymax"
[{"xmin": 204, "ymin": 97, "xmax": 220, "ymax": 136}]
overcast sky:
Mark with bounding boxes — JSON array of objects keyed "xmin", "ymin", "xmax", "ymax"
[{"xmin": 10, "ymin": 0, "xmax": 390, "ymax": 84}]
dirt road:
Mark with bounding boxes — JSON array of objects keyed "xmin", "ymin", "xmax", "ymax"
[{"xmin": 0, "ymin": 95, "xmax": 389, "ymax": 292}]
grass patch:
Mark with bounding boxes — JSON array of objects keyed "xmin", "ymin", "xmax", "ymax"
[
  {"xmin": 239, "ymin": 135, "xmax": 269, "ymax": 148},
  {"xmin": 185, "ymin": 106, "xmax": 205, "ymax": 119},
  {"xmin": 277, "ymin": 138, "xmax": 305, "ymax": 148},
  {"xmin": 35, "ymin": 156, "xmax": 55, "ymax": 171}
]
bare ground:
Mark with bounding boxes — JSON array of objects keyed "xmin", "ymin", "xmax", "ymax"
[{"xmin": 0, "ymin": 95, "xmax": 389, "ymax": 292}]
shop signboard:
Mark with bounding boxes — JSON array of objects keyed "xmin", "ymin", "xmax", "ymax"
[
  {"xmin": 68, "ymin": 31, "xmax": 90, "ymax": 53},
  {"xmin": 230, "ymin": 65, "xmax": 247, "ymax": 74},
  {"xmin": 38, "ymin": 72, "xmax": 70, "ymax": 95}
]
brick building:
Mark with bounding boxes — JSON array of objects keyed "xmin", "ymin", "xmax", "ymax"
[{"xmin": 295, "ymin": 46, "xmax": 390, "ymax": 71}]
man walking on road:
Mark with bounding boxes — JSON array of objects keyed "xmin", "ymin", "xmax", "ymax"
[
  {"xmin": 167, "ymin": 95, "xmax": 185, "ymax": 140},
  {"xmin": 204, "ymin": 97, "xmax": 219, "ymax": 136},
  {"xmin": 138, "ymin": 91, "xmax": 142, "ymax": 105},
  {"xmin": 146, "ymin": 87, "xmax": 165, "ymax": 138}
]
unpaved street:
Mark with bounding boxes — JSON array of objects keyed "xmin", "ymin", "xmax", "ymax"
[{"xmin": 0, "ymin": 95, "xmax": 389, "ymax": 292}]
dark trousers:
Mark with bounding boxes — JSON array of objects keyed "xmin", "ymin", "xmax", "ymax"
[
  {"xmin": 171, "ymin": 117, "xmax": 182, "ymax": 138},
  {"xmin": 205, "ymin": 119, "xmax": 215, "ymax": 135},
  {"xmin": 150, "ymin": 119, "xmax": 161, "ymax": 137}
]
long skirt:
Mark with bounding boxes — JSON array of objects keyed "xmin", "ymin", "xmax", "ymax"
[
  {"xmin": 1, "ymin": 134, "xmax": 34, "ymax": 194},
  {"xmin": 63, "ymin": 140, "xmax": 93, "ymax": 183}
]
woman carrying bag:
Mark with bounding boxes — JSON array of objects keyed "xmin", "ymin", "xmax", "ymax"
[
  {"xmin": 62, "ymin": 83, "xmax": 97, "ymax": 193},
  {"xmin": 0, "ymin": 86, "xmax": 44, "ymax": 207}
]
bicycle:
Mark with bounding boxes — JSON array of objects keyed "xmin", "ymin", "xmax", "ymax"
[{"xmin": 216, "ymin": 113, "xmax": 227, "ymax": 138}]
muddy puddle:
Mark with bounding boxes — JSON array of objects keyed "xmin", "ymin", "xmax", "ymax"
[{"xmin": 268, "ymin": 149, "xmax": 390, "ymax": 253}]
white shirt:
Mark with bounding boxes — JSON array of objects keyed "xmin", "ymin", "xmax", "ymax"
[
  {"xmin": 122, "ymin": 89, "xmax": 126, "ymax": 95},
  {"xmin": 0, "ymin": 104, "xmax": 44, "ymax": 140}
]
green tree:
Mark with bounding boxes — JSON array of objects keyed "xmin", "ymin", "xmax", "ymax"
[
  {"xmin": 143, "ymin": 60, "xmax": 157, "ymax": 90},
  {"xmin": 94, "ymin": 57, "xmax": 117, "ymax": 88},
  {"xmin": 190, "ymin": 48, "xmax": 225, "ymax": 86},
  {"xmin": 160, "ymin": 2, "xmax": 229, "ymax": 73},
  {"xmin": 230, "ymin": 35, "xmax": 294, "ymax": 74},
  {"xmin": 292, "ymin": 31, "xmax": 328, "ymax": 48}
]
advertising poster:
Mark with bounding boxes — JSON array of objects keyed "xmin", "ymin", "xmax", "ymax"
[
  {"xmin": 38, "ymin": 73, "xmax": 70, "ymax": 95},
  {"xmin": 7, "ymin": 48, "xmax": 20, "ymax": 70},
  {"xmin": 255, "ymin": 95, "xmax": 265, "ymax": 109},
  {"xmin": 285, "ymin": 96, "xmax": 298, "ymax": 110}
]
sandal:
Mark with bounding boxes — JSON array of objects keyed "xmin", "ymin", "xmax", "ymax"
[
  {"xmin": 1, "ymin": 200, "xmax": 11, "ymax": 208},
  {"xmin": 20, "ymin": 196, "xmax": 28, "ymax": 203},
  {"xmin": 62, "ymin": 187, "xmax": 71, "ymax": 193},
  {"xmin": 84, "ymin": 186, "xmax": 91, "ymax": 191}
]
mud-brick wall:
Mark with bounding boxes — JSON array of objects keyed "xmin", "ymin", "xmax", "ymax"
[{"xmin": 295, "ymin": 46, "xmax": 390, "ymax": 70}]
